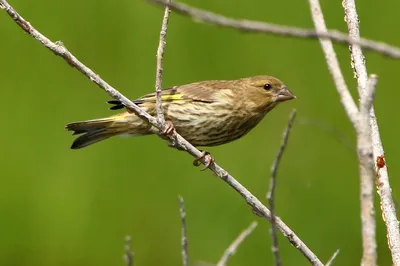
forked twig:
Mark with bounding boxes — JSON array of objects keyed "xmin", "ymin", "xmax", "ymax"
[
  {"xmin": 343, "ymin": 1, "xmax": 400, "ymax": 264},
  {"xmin": 267, "ymin": 109, "xmax": 296, "ymax": 266}
]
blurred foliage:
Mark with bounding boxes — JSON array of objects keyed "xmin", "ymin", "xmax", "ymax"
[{"xmin": 1, "ymin": 0, "xmax": 399, "ymax": 265}]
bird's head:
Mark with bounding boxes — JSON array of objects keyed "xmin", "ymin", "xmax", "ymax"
[{"xmin": 238, "ymin": 75, "xmax": 296, "ymax": 112}]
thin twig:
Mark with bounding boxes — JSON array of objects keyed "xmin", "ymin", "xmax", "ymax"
[
  {"xmin": 0, "ymin": 1, "xmax": 324, "ymax": 265},
  {"xmin": 150, "ymin": 0, "xmax": 400, "ymax": 59},
  {"xmin": 124, "ymin": 235, "xmax": 134, "ymax": 266},
  {"xmin": 267, "ymin": 109, "xmax": 296, "ymax": 266},
  {"xmin": 155, "ymin": 0, "xmax": 171, "ymax": 128},
  {"xmin": 343, "ymin": 1, "xmax": 400, "ymax": 263},
  {"xmin": 325, "ymin": 249, "xmax": 340, "ymax": 266},
  {"xmin": 216, "ymin": 221, "xmax": 258, "ymax": 266},
  {"xmin": 178, "ymin": 195, "xmax": 189, "ymax": 266}
]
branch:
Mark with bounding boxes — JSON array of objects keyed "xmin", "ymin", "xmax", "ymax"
[
  {"xmin": 307, "ymin": 0, "xmax": 359, "ymax": 126},
  {"xmin": 267, "ymin": 109, "xmax": 296, "ymax": 266},
  {"xmin": 124, "ymin": 236, "xmax": 134, "ymax": 266},
  {"xmin": 216, "ymin": 221, "xmax": 258, "ymax": 266},
  {"xmin": 342, "ymin": 2, "xmax": 400, "ymax": 264},
  {"xmin": 0, "ymin": 1, "xmax": 324, "ymax": 265},
  {"xmin": 325, "ymin": 249, "xmax": 340, "ymax": 266},
  {"xmin": 356, "ymin": 77, "xmax": 377, "ymax": 266},
  {"xmin": 178, "ymin": 195, "xmax": 189, "ymax": 266},
  {"xmin": 155, "ymin": 0, "xmax": 171, "ymax": 128},
  {"xmin": 149, "ymin": 0, "xmax": 400, "ymax": 59},
  {"xmin": 308, "ymin": 0, "xmax": 378, "ymax": 265}
]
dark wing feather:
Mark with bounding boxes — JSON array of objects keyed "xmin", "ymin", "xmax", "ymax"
[{"xmin": 107, "ymin": 81, "xmax": 222, "ymax": 110}]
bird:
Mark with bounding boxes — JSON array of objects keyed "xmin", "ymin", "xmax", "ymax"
[{"xmin": 66, "ymin": 76, "xmax": 296, "ymax": 156}]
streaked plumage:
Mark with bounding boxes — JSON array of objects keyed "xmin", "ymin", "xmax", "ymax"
[{"xmin": 66, "ymin": 76, "xmax": 296, "ymax": 149}]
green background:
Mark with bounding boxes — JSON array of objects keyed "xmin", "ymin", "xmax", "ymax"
[{"xmin": 1, "ymin": 0, "xmax": 399, "ymax": 265}]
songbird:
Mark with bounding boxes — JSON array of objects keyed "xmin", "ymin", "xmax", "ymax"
[{"xmin": 66, "ymin": 76, "xmax": 296, "ymax": 153}]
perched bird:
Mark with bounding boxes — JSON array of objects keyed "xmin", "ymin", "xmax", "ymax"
[{"xmin": 66, "ymin": 76, "xmax": 296, "ymax": 150}]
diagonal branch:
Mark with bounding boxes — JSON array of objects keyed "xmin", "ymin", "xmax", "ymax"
[
  {"xmin": 149, "ymin": 0, "xmax": 400, "ymax": 59},
  {"xmin": 267, "ymin": 109, "xmax": 297, "ymax": 266},
  {"xmin": 325, "ymin": 249, "xmax": 340, "ymax": 266},
  {"xmin": 307, "ymin": 0, "xmax": 359, "ymax": 126},
  {"xmin": 154, "ymin": 0, "xmax": 171, "ymax": 128},
  {"xmin": 0, "ymin": 1, "xmax": 324, "ymax": 265},
  {"xmin": 342, "ymin": 1, "xmax": 400, "ymax": 264},
  {"xmin": 216, "ymin": 221, "xmax": 258, "ymax": 266}
]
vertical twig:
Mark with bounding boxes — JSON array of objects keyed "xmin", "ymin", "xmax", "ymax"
[
  {"xmin": 356, "ymin": 74, "xmax": 377, "ymax": 266},
  {"xmin": 178, "ymin": 195, "xmax": 189, "ymax": 266},
  {"xmin": 216, "ymin": 221, "xmax": 258, "ymax": 266},
  {"xmin": 267, "ymin": 109, "xmax": 296, "ymax": 266},
  {"xmin": 343, "ymin": 1, "xmax": 400, "ymax": 264},
  {"xmin": 124, "ymin": 235, "xmax": 134, "ymax": 266},
  {"xmin": 325, "ymin": 249, "xmax": 340, "ymax": 266},
  {"xmin": 155, "ymin": 0, "xmax": 171, "ymax": 128}
]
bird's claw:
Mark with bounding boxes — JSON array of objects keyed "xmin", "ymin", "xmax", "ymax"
[
  {"xmin": 193, "ymin": 150, "xmax": 215, "ymax": 171},
  {"xmin": 161, "ymin": 120, "xmax": 175, "ymax": 136}
]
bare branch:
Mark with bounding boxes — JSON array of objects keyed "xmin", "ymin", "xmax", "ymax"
[
  {"xmin": 308, "ymin": 0, "xmax": 378, "ymax": 265},
  {"xmin": 307, "ymin": 0, "xmax": 359, "ymax": 126},
  {"xmin": 155, "ymin": 0, "xmax": 171, "ymax": 128},
  {"xmin": 354, "ymin": 75, "xmax": 377, "ymax": 266},
  {"xmin": 267, "ymin": 109, "xmax": 296, "ymax": 266},
  {"xmin": 216, "ymin": 221, "xmax": 258, "ymax": 266},
  {"xmin": 124, "ymin": 236, "xmax": 134, "ymax": 266},
  {"xmin": 360, "ymin": 75, "xmax": 377, "ymax": 116},
  {"xmin": 325, "ymin": 249, "xmax": 340, "ymax": 266},
  {"xmin": 150, "ymin": 0, "xmax": 400, "ymax": 59},
  {"xmin": 342, "ymin": 0, "xmax": 400, "ymax": 264},
  {"xmin": 0, "ymin": 1, "xmax": 324, "ymax": 265},
  {"xmin": 372, "ymin": 123, "xmax": 400, "ymax": 265},
  {"xmin": 178, "ymin": 195, "xmax": 189, "ymax": 266},
  {"xmin": 344, "ymin": 2, "xmax": 400, "ymax": 264}
]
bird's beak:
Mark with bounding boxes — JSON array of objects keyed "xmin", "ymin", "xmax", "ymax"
[{"xmin": 277, "ymin": 87, "xmax": 296, "ymax": 102}]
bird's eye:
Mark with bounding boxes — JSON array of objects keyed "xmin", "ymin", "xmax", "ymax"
[{"xmin": 263, "ymin": 83, "xmax": 272, "ymax": 90}]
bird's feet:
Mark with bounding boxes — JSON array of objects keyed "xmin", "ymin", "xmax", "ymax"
[
  {"xmin": 158, "ymin": 120, "xmax": 176, "ymax": 141},
  {"xmin": 193, "ymin": 150, "xmax": 215, "ymax": 171},
  {"xmin": 161, "ymin": 120, "xmax": 175, "ymax": 135}
]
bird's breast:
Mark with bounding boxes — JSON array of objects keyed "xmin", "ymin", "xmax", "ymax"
[{"xmin": 163, "ymin": 101, "xmax": 267, "ymax": 146}]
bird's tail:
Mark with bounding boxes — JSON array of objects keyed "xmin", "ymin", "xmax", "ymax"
[{"xmin": 66, "ymin": 114, "xmax": 133, "ymax": 149}]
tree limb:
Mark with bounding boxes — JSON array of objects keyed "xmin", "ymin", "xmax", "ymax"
[
  {"xmin": 149, "ymin": 0, "xmax": 400, "ymax": 59},
  {"xmin": 342, "ymin": 1, "xmax": 400, "ymax": 264}
]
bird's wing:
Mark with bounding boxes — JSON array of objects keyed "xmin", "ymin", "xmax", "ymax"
[{"xmin": 108, "ymin": 81, "xmax": 221, "ymax": 110}]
